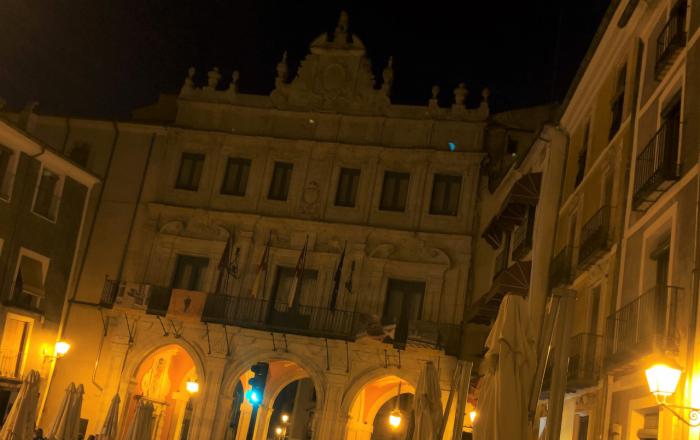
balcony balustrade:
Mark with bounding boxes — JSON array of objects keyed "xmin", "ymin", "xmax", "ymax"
[
  {"xmin": 632, "ymin": 121, "xmax": 681, "ymax": 210},
  {"xmin": 605, "ymin": 285, "xmax": 681, "ymax": 372},
  {"xmin": 655, "ymin": 0, "xmax": 687, "ymax": 80},
  {"xmin": 550, "ymin": 247, "xmax": 573, "ymax": 287},
  {"xmin": 0, "ymin": 350, "xmax": 20, "ymax": 380},
  {"xmin": 578, "ymin": 205, "xmax": 611, "ymax": 269}
]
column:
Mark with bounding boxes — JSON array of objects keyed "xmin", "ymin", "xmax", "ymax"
[
  {"xmin": 345, "ymin": 420, "xmax": 373, "ymax": 440},
  {"xmin": 235, "ymin": 401, "xmax": 254, "ymax": 440},
  {"xmin": 252, "ymin": 403, "xmax": 273, "ymax": 440},
  {"xmin": 193, "ymin": 355, "xmax": 226, "ymax": 439},
  {"xmin": 314, "ymin": 374, "xmax": 346, "ymax": 440}
]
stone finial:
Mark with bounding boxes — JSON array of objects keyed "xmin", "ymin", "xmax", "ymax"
[
  {"xmin": 381, "ymin": 56, "xmax": 394, "ymax": 96},
  {"xmin": 431, "ymin": 85, "xmax": 440, "ymax": 100},
  {"xmin": 454, "ymin": 82, "xmax": 468, "ymax": 106},
  {"xmin": 334, "ymin": 11, "xmax": 349, "ymax": 43},
  {"xmin": 206, "ymin": 67, "xmax": 221, "ymax": 90},
  {"xmin": 181, "ymin": 67, "xmax": 196, "ymax": 93},
  {"xmin": 275, "ymin": 51, "xmax": 289, "ymax": 89},
  {"xmin": 228, "ymin": 70, "xmax": 240, "ymax": 93},
  {"xmin": 481, "ymin": 87, "xmax": 490, "ymax": 102},
  {"xmin": 18, "ymin": 101, "xmax": 39, "ymax": 132},
  {"xmin": 429, "ymin": 85, "xmax": 440, "ymax": 110}
]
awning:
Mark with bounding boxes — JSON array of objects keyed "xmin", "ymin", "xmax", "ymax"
[
  {"xmin": 466, "ymin": 261, "xmax": 531, "ymax": 325},
  {"xmin": 18, "ymin": 256, "xmax": 44, "ymax": 297},
  {"xmin": 481, "ymin": 173, "xmax": 542, "ymax": 249}
]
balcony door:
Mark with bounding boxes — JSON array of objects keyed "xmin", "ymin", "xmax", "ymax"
[
  {"xmin": 0, "ymin": 317, "xmax": 29, "ymax": 379},
  {"xmin": 172, "ymin": 255, "xmax": 209, "ymax": 291},
  {"xmin": 270, "ymin": 267, "xmax": 319, "ymax": 309},
  {"xmin": 382, "ymin": 279, "xmax": 425, "ymax": 349}
]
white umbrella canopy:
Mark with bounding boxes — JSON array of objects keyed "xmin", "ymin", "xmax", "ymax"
[
  {"xmin": 47, "ymin": 383, "xmax": 79, "ymax": 440},
  {"xmin": 66, "ymin": 384, "xmax": 84, "ymax": 440},
  {"xmin": 0, "ymin": 369, "xmax": 40, "ymax": 440},
  {"xmin": 123, "ymin": 400, "xmax": 154, "ymax": 440},
  {"xmin": 473, "ymin": 294, "xmax": 536, "ymax": 440},
  {"xmin": 96, "ymin": 394, "xmax": 120, "ymax": 440},
  {"xmin": 413, "ymin": 361, "xmax": 443, "ymax": 440}
]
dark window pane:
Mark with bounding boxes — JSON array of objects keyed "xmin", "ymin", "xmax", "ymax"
[
  {"xmin": 335, "ymin": 168, "xmax": 361, "ymax": 207},
  {"xmin": 381, "ymin": 279, "xmax": 425, "ymax": 325},
  {"xmin": 380, "ymin": 171, "xmax": 410, "ymax": 212},
  {"xmin": 268, "ymin": 162, "xmax": 293, "ymax": 201},
  {"xmin": 271, "ymin": 266, "xmax": 318, "ymax": 306},
  {"xmin": 69, "ymin": 142, "xmax": 91, "ymax": 167},
  {"xmin": 221, "ymin": 157, "xmax": 252, "ymax": 196},
  {"xmin": 34, "ymin": 169, "xmax": 59, "ymax": 219},
  {"xmin": 176, "ymin": 153, "xmax": 205, "ymax": 191},
  {"xmin": 430, "ymin": 174, "xmax": 462, "ymax": 215},
  {"xmin": 172, "ymin": 255, "xmax": 210, "ymax": 291},
  {"xmin": 575, "ymin": 124, "xmax": 590, "ymax": 187}
]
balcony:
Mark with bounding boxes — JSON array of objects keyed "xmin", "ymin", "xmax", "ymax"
[
  {"xmin": 578, "ymin": 206, "xmax": 612, "ymax": 269},
  {"xmin": 0, "ymin": 351, "xmax": 21, "ymax": 380},
  {"xmin": 550, "ymin": 247, "xmax": 573, "ymax": 287},
  {"xmin": 632, "ymin": 121, "xmax": 681, "ymax": 211},
  {"xmin": 493, "ymin": 249, "xmax": 508, "ymax": 280},
  {"xmin": 605, "ymin": 285, "xmax": 681, "ymax": 373},
  {"xmin": 100, "ymin": 278, "xmax": 119, "ymax": 308},
  {"xmin": 512, "ymin": 210, "xmax": 534, "ymax": 260},
  {"xmin": 406, "ymin": 320, "xmax": 461, "ymax": 356},
  {"xmin": 202, "ymin": 294, "xmax": 361, "ymax": 341},
  {"xmin": 655, "ymin": 0, "xmax": 687, "ymax": 80},
  {"xmin": 568, "ymin": 333, "xmax": 602, "ymax": 390}
]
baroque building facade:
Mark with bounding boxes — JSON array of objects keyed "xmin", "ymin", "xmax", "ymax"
[{"xmin": 0, "ymin": 14, "xmax": 546, "ymax": 440}]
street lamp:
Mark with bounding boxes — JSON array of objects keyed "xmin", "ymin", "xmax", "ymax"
[
  {"xmin": 185, "ymin": 378, "xmax": 200, "ymax": 394},
  {"xmin": 469, "ymin": 410, "xmax": 477, "ymax": 425},
  {"xmin": 281, "ymin": 413, "xmax": 289, "ymax": 424},
  {"xmin": 644, "ymin": 360, "xmax": 700, "ymax": 426},
  {"xmin": 54, "ymin": 341, "xmax": 71, "ymax": 358},
  {"xmin": 388, "ymin": 409, "xmax": 402, "ymax": 429}
]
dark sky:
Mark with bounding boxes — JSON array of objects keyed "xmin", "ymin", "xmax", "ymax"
[{"xmin": 0, "ymin": 0, "xmax": 610, "ymax": 119}]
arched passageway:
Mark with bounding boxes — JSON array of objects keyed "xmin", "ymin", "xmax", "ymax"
[{"xmin": 123, "ymin": 344, "xmax": 201, "ymax": 440}]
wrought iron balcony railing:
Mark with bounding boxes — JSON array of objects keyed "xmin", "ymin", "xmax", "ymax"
[
  {"xmin": 568, "ymin": 333, "xmax": 602, "ymax": 389},
  {"xmin": 0, "ymin": 350, "xmax": 20, "ymax": 380},
  {"xmin": 578, "ymin": 205, "xmax": 611, "ymax": 269},
  {"xmin": 550, "ymin": 246, "xmax": 573, "ymax": 287},
  {"xmin": 632, "ymin": 121, "xmax": 681, "ymax": 209},
  {"xmin": 202, "ymin": 294, "xmax": 361, "ymax": 341},
  {"xmin": 101, "ymin": 278, "xmax": 119, "ymax": 308},
  {"xmin": 493, "ymin": 249, "xmax": 508, "ymax": 280},
  {"xmin": 605, "ymin": 285, "xmax": 681, "ymax": 371},
  {"xmin": 655, "ymin": 0, "xmax": 687, "ymax": 80},
  {"xmin": 512, "ymin": 216, "xmax": 533, "ymax": 260},
  {"xmin": 406, "ymin": 320, "xmax": 461, "ymax": 356}
]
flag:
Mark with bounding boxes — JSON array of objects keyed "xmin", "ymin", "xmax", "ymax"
[
  {"xmin": 329, "ymin": 242, "xmax": 346, "ymax": 311},
  {"xmin": 287, "ymin": 236, "xmax": 308, "ymax": 308},
  {"xmin": 215, "ymin": 237, "xmax": 232, "ymax": 294},
  {"xmin": 250, "ymin": 234, "xmax": 271, "ymax": 298}
]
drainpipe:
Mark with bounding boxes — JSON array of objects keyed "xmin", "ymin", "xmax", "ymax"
[{"xmin": 37, "ymin": 121, "xmax": 120, "ymax": 423}]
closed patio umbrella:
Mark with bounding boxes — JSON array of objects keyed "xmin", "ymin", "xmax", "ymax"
[
  {"xmin": 412, "ymin": 361, "xmax": 443, "ymax": 440},
  {"xmin": 96, "ymin": 394, "xmax": 120, "ymax": 440},
  {"xmin": 46, "ymin": 382, "xmax": 76, "ymax": 440},
  {"xmin": 123, "ymin": 400, "xmax": 154, "ymax": 440},
  {"xmin": 0, "ymin": 370, "xmax": 40, "ymax": 440},
  {"xmin": 473, "ymin": 294, "xmax": 536, "ymax": 440}
]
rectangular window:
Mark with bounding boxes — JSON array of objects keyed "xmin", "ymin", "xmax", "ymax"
[
  {"xmin": 430, "ymin": 174, "xmax": 462, "ymax": 216},
  {"xmin": 171, "ymin": 255, "xmax": 209, "ymax": 291},
  {"xmin": 609, "ymin": 65, "xmax": 627, "ymax": 140},
  {"xmin": 270, "ymin": 266, "xmax": 319, "ymax": 307},
  {"xmin": 0, "ymin": 146, "xmax": 12, "ymax": 200},
  {"xmin": 13, "ymin": 255, "xmax": 45, "ymax": 311},
  {"xmin": 221, "ymin": 157, "xmax": 251, "ymax": 196},
  {"xmin": 380, "ymin": 171, "xmax": 410, "ymax": 212},
  {"xmin": 662, "ymin": 96, "xmax": 682, "ymax": 161},
  {"xmin": 268, "ymin": 162, "xmax": 293, "ymax": 201},
  {"xmin": 382, "ymin": 279, "xmax": 425, "ymax": 325},
  {"xmin": 575, "ymin": 124, "xmax": 590, "ymax": 187},
  {"xmin": 0, "ymin": 318, "xmax": 29, "ymax": 379},
  {"xmin": 335, "ymin": 168, "xmax": 361, "ymax": 207},
  {"xmin": 33, "ymin": 169, "xmax": 61, "ymax": 220},
  {"xmin": 175, "ymin": 153, "xmax": 205, "ymax": 191}
]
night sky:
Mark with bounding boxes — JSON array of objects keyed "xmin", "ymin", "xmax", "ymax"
[{"xmin": 0, "ymin": 0, "xmax": 610, "ymax": 119}]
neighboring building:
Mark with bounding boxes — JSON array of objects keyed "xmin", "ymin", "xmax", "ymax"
[
  {"xmin": 506, "ymin": 0, "xmax": 700, "ymax": 439},
  {"xmin": 13, "ymin": 13, "xmax": 548, "ymax": 440},
  {"xmin": 0, "ymin": 118, "xmax": 98, "ymax": 424}
]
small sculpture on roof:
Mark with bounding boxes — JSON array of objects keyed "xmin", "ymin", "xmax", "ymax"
[
  {"xmin": 181, "ymin": 67, "xmax": 196, "ymax": 94},
  {"xmin": 429, "ymin": 84, "xmax": 440, "ymax": 110},
  {"xmin": 206, "ymin": 67, "xmax": 221, "ymax": 90},
  {"xmin": 454, "ymin": 82, "xmax": 468, "ymax": 106},
  {"xmin": 381, "ymin": 56, "xmax": 394, "ymax": 96},
  {"xmin": 334, "ymin": 11, "xmax": 349, "ymax": 44},
  {"xmin": 228, "ymin": 70, "xmax": 240, "ymax": 94},
  {"xmin": 275, "ymin": 51, "xmax": 289, "ymax": 89}
]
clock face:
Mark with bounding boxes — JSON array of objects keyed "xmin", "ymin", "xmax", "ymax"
[{"xmin": 322, "ymin": 63, "xmax": 346, "ymax": 92}]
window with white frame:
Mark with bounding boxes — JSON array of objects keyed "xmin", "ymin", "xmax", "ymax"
[
  {"xmin": 0, "ymin": 315, "xmax": 31, "ymax": 379},
  {"xmin": 32, "ymin": 167, "xmax": 63, "ymax": 221},
  {"xmin": 12, "ymin": 251, "xmax": 48, "ymax": 312}
]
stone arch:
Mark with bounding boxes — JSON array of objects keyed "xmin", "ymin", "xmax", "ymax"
[
  {"xmin": 121, "ymin": 336, "xmax": 207, "ymax": 388},
  {"xmin": 340, "ymin": 366, "xmax": 416, "ymax": 417},
  {"xmin": 213, "ymin": 349, "xmax": 328, "ymax": 440}
]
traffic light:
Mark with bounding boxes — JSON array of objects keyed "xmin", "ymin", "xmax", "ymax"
[{"xmin": 245, "ymin": 362, "xmax": 268, "ymax": 406}]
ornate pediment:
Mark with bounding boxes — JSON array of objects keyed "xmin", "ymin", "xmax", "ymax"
[
  {"xmin": 159, "ymin": 217, "xmax": 230, "ymax": 242},
  {"xmin": 271, "ymin": 11, "xmax": 391, "ymax": 113}
]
